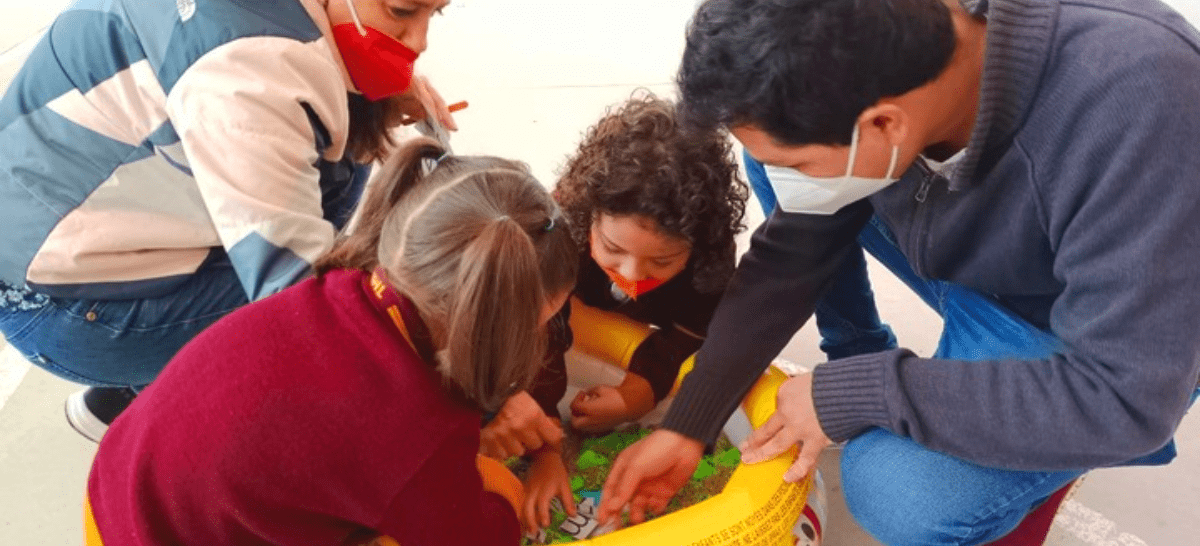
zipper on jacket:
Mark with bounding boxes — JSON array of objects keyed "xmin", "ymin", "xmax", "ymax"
[
  {"xmin": 907, "ymin": 159, "xmax": 938, "ymax": 277},
  {"xmin": 915, "ymin": 174, "xmax": 933, "ymax": 203}
]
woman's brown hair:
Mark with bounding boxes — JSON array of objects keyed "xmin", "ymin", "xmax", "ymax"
[
  {"xmin": 554, "ymin": 91, "xmax": 748, "ymax": 293},
  {"xmin": 343, "ymin": 93, "xmax": 405, "ymax": 163},
  {"xmin": 316, "ymin": 138, "xmax": 578, "ymax": 412}
]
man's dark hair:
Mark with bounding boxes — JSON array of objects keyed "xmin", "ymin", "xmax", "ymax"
[{"xmin": 678, "ymin": 0, "xmax": 956, "ymax": 146}]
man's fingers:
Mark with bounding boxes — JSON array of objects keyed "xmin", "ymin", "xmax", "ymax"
[
  {"xmin": 739, "ymin": 414, "xmax": 786, "ymax": 463},
  {"xmin": 478, "ymin": 436, "xmax": 500, "ymax": 459},
  {"xmin": 783, "ymin": 440, "xmax": 823, "ymax": 483},
  {"xmin": 782, "ymin": 456, "xmax": 813, "ymax": 484},
  {"xmin": 743, "ymin": 430, "xmax": 797, "ymax": 466},
  {"xmin": 647, "ymin": 494, "xmax": 669, "ymax": 517},
  {"xmin": 627, "ymin": 492, "xmax": 666, "ymax": 524}
]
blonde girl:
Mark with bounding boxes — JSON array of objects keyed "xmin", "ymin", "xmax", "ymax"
[{"xmin": 84, "ymin": 139, "xmax": 577, "ymax": 546}]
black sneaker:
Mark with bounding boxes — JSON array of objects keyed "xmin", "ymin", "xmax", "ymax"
[{"xmin": 64, "ymin": 386, "xmax": 137, "ymax": 443}]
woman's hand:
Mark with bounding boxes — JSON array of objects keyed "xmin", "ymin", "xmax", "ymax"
[
  {"xmin": 481, "ymin": 391, "xmax": 563, "ymax": 460},
  {"xmin": 392, "ymin": 74, "xmax": 458, "ymax": 131},
  {"xmin": 569, "ymin": 374, "xmax": 656, "ymax": 433},
  {"xmin": 522, "ymin": 450, "xmax": 577, "ymax": 535}
]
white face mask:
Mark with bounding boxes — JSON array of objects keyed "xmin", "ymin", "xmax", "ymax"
[{"xmin": 763, "ymin": 124, "xmax": 900, "ymax": 215}]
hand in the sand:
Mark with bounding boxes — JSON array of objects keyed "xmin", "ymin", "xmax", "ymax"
[
  {"xmin": 597, "ymin": 429, "xmax": 703, "ymax": 525},
  {"xmin": 522, "ymin": 450, "xmax": 577, "ymax": 535}
]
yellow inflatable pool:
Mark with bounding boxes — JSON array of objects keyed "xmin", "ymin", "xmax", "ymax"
[{"xmin": 550, "ymin": 300, "xmax": 816, "ymax": 546}]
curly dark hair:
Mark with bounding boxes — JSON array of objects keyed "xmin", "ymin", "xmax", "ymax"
[
  {"xmin": 554, "ymin": 92, "xmax": 748, "ymax": 294},
  {"xmin": 678, "ymin": 0, "xmax": 955, "ymax": 146}
]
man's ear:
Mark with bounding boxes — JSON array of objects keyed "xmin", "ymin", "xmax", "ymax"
[{"xmin": 857, "ymin": 102, "xmax": 909, "ymax": 147}]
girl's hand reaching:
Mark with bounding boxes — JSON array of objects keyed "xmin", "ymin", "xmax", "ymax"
[
  {"xmin": 569, "ymin": 386, "xmax": 631, "ymax": 433},
  {"xmin": 481, "ymin": 391, "xmax": 563, "ymax": 459},
  {"xmin": 522, "ymin": 450, "xmax": 577, "ymax": 535},
  {"xmin": 569, "ymin": 374, "xmax": 656, "ymax": 433}
]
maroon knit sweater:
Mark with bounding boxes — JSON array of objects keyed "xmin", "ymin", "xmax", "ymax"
[{"xmin": 87, "ymin": 268, "xmax": 519, "ymax": 545}]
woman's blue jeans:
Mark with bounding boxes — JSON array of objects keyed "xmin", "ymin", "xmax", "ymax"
[
  {"xmin": 0, "ymin": 252, "xmax": 250, "ymax": 389},
  {"xmin": 744, "ymin": 152, "xmax": 1197, "ymax": 544},
  {"xmin": 0, "ymin": 158, "xmax": 369, "ymax": 390}
]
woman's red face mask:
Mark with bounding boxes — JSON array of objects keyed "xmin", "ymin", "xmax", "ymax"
[{"xmin": 332, "ymin": 0, "xmax": 425, "ymax": 101}]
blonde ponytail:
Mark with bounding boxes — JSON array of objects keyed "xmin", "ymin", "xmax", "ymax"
[
  {"xmin": 444, "ymin": 217, "xmax": 544, "ymax": 411},
  {"xmin": 325, "ymin": 140, "xmax": 579, "ymax": 412}
]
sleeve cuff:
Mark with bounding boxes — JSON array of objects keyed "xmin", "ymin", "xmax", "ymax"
[{"xmin": 811, "ymin": 352, "xmax": 893, "ymax": 441}]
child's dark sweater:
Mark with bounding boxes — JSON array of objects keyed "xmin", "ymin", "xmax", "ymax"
[{"xmin": 529, "ymin": 254, "xmax": 724, "ymax": 415}]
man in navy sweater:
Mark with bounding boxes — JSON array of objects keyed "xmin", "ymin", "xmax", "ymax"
[{"xmin": 599, "ymin": 0, "xmax": 1200, "ymax": 543}]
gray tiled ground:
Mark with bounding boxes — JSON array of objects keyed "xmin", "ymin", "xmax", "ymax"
[{"xmin": 2, "ymin": 1, "xmax": 1198, "ymax": 545}]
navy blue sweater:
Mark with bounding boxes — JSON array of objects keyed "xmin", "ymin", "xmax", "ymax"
[{"xmin": 666, "ymin": 0, "xmax": 1200, "ymax": 471}]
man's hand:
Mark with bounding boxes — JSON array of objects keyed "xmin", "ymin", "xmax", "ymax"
[
  {"xmin": 597, "ymin": 429, "xmax": 703, "ymax": 525},
  {"xmin": 480, "ymin": 391, "xmax": 562, "ymax": 460},
  {"xmin": 739, "ymin": 372, "xmax": 830, "ymax": 482}
]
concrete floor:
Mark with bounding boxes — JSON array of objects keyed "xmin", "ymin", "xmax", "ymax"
[{"xmin": 2, "ymin": 1, "xmax": 1198, "ymax": 545}]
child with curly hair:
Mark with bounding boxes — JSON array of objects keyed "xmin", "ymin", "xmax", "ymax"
[{"xmin": 494, "ymin": 92, "xmax": 748, "ymax": 534}]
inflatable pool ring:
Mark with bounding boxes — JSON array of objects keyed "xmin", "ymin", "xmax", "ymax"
[
  {"xmin": 566, "ymin": 298, "xmax": 696, "ymax": 395},
  {"xmin": 556, "ymin": 364, "xmax": 813, "ymax": 545},
  {"xmin": 527, "ymin": 300, "xmax": 817, "ymax": 545}
]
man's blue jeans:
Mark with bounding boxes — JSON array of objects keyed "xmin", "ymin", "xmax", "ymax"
[
  {"xmin": 743, "ymin": 151, "xmax": 897, "ymax": 360},
  {"xmin": 0, "ymin": 252, "xmax": 250, "ymax": 389},
  {"xmin": 837, "ymin": 216, "xmax": 1073, "ymax": 544},
  {"xmin": 841, "ymin": 215, "xmax": 1197, "ymax": 545}
]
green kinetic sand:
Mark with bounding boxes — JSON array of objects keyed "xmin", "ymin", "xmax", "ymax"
[{"xmin": 516, "ymin": 425, "xmax": 740, "ymax": 545}]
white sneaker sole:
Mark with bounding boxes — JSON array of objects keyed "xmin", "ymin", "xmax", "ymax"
[{"xmin": 65, "ymin": 390, "xmax": 108, "ymax": 443}]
